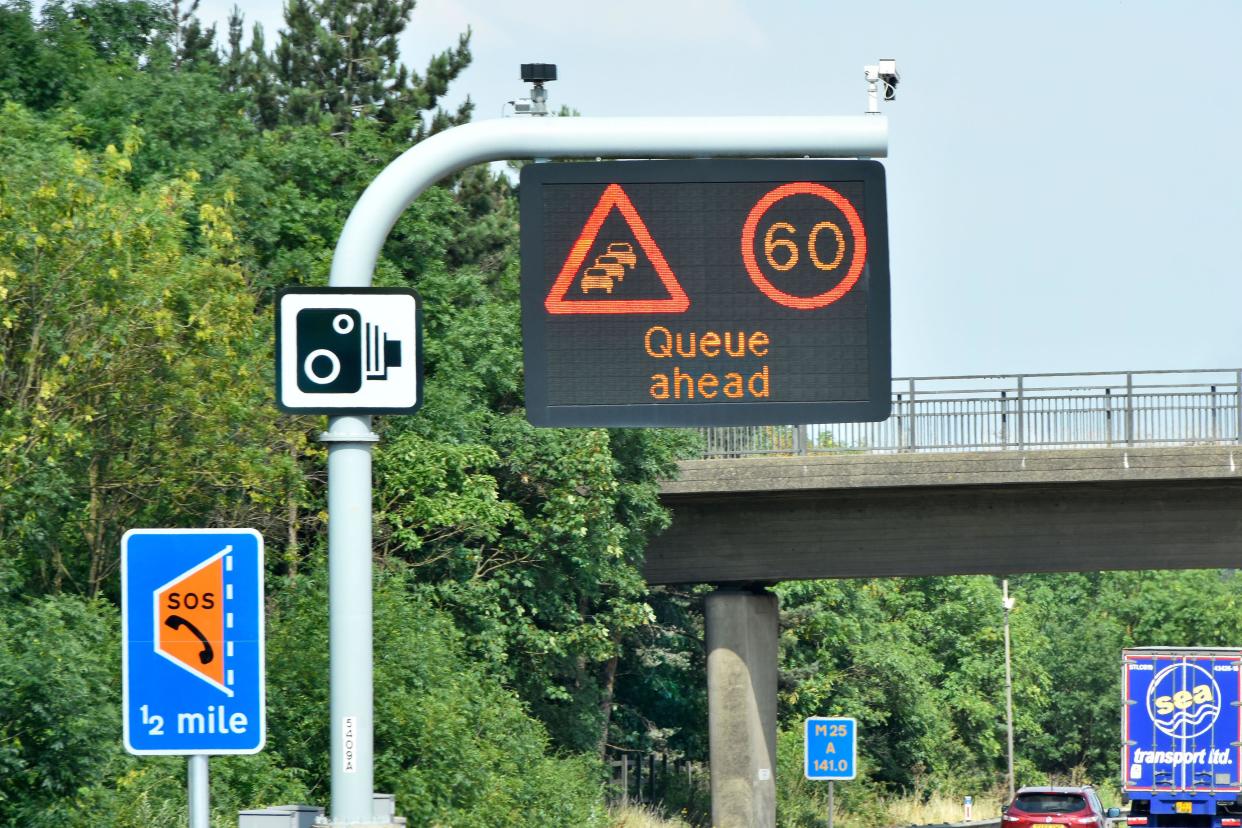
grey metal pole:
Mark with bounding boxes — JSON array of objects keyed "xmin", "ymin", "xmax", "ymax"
[
  {"xmin": 325, "ymin": 415, "xmax": 380, "ymax": 824},
  {"xmin": 828, "ymin": 780, "xmax": 835, "ymax": 828},
  {"xmin": 907, "ymin": 378, "xmax": 917, "ymax": 451},
  {"xmin": 1000, "ymin": 390, "xmax": 1009, "ymax": 447},
  {"xmin": 324, "ymin": 113, "xmax": 888, "ymax": 826},
  {"xmin": 1003, "ymin": 580, "xmax": 1016, "ymax": 801},
  {"xmin": 794, "ymin": 424, "xmax": 808, "ymax": 455},
  {"xmin": 1105, "ymin": 388, "xmax": 1113, "ymax": 446},
  {"xmin": 1212, "ymin": 385, "xmax": 1219, "ymax": 441},
  {"xmin": 188, "ymin": 755, "xmax": 209, "ymax": 828},
  {"xmin": 1016, "ymin": 377, "xmax": 1025, "ymax": 450},
  {"xmin": 1125, "ymin": 372, "xmax": 1134, "ymax": 446},
  {"xmin": 1235, "ymin": 369, "xmax": 1241, "ymax": 444}
]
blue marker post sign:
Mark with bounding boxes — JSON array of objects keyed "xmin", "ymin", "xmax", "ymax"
[
  {"xmin": 806, "ymin": 716, "xmax": 856, "ymax": 828},
  {"xmin": 122, "ymin": 529, "xmax": 265, "ymax": 755},
  {"xmin": 805, "ymin": 716, "xmax": 857, "ymax": 780}
]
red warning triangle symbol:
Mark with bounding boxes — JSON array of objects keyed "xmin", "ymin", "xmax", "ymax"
[{"xmin": 544, "ymin": 184, "xmax": 690, "ymax": 315}]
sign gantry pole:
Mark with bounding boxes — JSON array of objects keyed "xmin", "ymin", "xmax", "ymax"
[
  {"xmin": 323, "ymin": 414, "xmax": 379, "ymax": 822},
  {"xmin": 323, "ymin": 114, "xmax": 888, "ymax": 826}
]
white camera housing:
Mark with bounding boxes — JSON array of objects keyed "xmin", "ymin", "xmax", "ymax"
[{"xmin": 864, "ymin": 58, "xmax": 900, "ymax": 109}]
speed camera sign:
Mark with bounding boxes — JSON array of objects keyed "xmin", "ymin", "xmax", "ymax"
[{"xmin": 275, "ymin": 288, "xmax": 423, "ymax": 414}]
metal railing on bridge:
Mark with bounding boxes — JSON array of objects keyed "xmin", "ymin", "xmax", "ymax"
[{"xmin": 698, "ymin": 368, "xmax": 1242, "ymax": 458}]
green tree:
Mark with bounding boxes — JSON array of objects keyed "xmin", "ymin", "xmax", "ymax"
[
  {"xmin": 609, "ymin": 584, "xmax": 710, "ymax": 760},
  {"xmin": 1, "ymin": 1, "xmax": 696, "ymax": 819},
  {"xmin": 0, "ymin": 102, "xmax": 302, "ymax": 597},
  {"xmin": 0, "ymin": 0, "xmax": 99, "ymax": 110},
  {"xmin": 0, "ymin": 594, "xmax": 118, "ymax": 821},
  {"xmin": 360, "ymin": 236, "xmax": 695, "ymax": 756},
  {"xmin": 59, "ymin": 0, "xmax": 170, "ymax": 62},
  {"xmin": 777, "ymin": 577, "xmax": 1021, "ymax": 791},
  {"xmin": 265, "ymin": 567, "xmax": 610, "ymax": 827},
  {"xmin": 269, "ymin": 0, "xmax": 470, "ymax": 136}
]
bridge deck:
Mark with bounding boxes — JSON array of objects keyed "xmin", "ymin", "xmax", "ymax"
[{"xmin": 646, "ymin": 446, "xmax": 1242, "ymax": 585}]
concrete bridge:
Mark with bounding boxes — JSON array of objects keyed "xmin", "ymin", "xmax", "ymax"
[
  {"xmin": 646, "ymin": 367, "xmax": 1242, "ymax": 585},
  {"xmin": 648, "ymin": 444, "xmax": 1242, "ymax": 584},
  {"xmin": 650, "ymin": 368, "xmax": 1242, "ymax": 828}
]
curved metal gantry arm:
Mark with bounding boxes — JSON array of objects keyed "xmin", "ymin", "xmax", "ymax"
[{"xmin": 320, "ymin": 113, "xmax": 888, "ymax": 825}]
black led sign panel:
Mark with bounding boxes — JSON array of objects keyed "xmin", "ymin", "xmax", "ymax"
[{"xmin": 520, "ymin": 160, "xmax": 890, "ymax": 427}]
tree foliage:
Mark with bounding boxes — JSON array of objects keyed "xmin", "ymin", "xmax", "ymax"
[
  {"xmin": 271, "ymin": 0, "xmax": 471, "ymax": 137},
  {"xmin": 0, "ymin": 103, "xmax": 302, "ymax": 598},
  {"xmin": 0, "ymin": 0, "xmax": 681, "ymax": 821}
]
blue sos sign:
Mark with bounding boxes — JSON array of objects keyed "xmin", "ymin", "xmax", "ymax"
[{"xmin": 122, "ymin": 529, "xmax": 265, "ymax": 755}]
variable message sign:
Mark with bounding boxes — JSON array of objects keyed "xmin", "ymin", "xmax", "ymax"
[
  {"xmin": 805, "ymin": 716, "xmax": 857, "ymax": 780},
  {"xmin": 122, "ymin": 529, "xmax": 265, "ymax": 755},
  {"xmin": 521, "ymin": 160, "xmax": 890, "ymax": 427}
]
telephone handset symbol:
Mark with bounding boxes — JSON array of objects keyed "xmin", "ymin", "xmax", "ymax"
[{"xmin": 164, "ymin": 614, "xmax": 214, "ymax": 665}]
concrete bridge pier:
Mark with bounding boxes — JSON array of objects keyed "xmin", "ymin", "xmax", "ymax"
[{"xmin": 706, "ymin": 587, "xmax": 779, "ymax": 828}]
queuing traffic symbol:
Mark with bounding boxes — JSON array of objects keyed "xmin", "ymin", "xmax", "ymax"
[
  {"xmin": 805, "ymin": 716, "xmax": 857, "ymax": 780},
  {"xmin": 275, "ymin": 287, "xmax": 423, "ymax": 414},
  {"xmin": 521, "ymin": 159, "xmax": 891, "ymax": 427},
  {"xmin": 544, "ymin": 184, "xmax": 689, "ymax": 314},
  {"xmin": 123, "ymin": 529, "xmax": 265, "ymax": 755}
]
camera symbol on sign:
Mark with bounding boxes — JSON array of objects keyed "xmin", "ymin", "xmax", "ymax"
[{"xmin": 295, "ymin": 308, "xmax": 403, "ymax": 394}]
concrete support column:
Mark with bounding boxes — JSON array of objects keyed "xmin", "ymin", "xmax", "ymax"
[{"xmin": 706, "ymin": 588, "xmax": 779, "ymax": 828}]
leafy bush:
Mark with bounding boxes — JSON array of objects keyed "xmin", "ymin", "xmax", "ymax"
[
  {"xmin": 0, "ymin": 594, "xmax": 119, "ymax": 822},
  {"xmin": 266, "ymin": 566, "xmax": 610, "ymax": 827}
]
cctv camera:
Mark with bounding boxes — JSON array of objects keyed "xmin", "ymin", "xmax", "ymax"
[
  {"xmin": 877, "ymin": 58, "xmax": 899, "ymax": 100},
  {"xmin": 521, "ymin": 63, "xmax": 557, "ymax": 84}
]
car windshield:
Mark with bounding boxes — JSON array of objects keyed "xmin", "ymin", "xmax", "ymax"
[{"xmin": 1013, "ymin": 794, "xmax": 1087, "ymax": 814}]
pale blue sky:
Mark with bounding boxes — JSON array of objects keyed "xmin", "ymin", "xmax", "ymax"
[{"xmin": 197, "ymin": 0, "xmax": 1242, "ymax": 378}]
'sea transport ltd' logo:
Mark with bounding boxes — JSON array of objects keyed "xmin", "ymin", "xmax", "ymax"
[{"xmin": 1146, "ymin": 662, "xmax": 1222, "ymax": 738}]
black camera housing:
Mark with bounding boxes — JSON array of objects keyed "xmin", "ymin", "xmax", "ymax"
[
  {"xmin": 296, "ymin": 308, "xmax": 364, "ymax": 393},
  {"xmin": 520, "ymin": 63, "xmax": 557, "ymax": 84}
]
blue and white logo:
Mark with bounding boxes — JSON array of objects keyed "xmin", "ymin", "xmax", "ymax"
[{"xmin": 1146, "ymin": 662, "xmax": 1221, "ymax": 739}]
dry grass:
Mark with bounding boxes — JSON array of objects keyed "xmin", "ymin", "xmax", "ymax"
[
  {"xmin": 883, "ymin": 791, "xmax": 1003, "ymax": 826},
  {"xmin": 609, "ymin": 803, "xmax": 694, "ymax": 828},
  {"xmin": 609, "ymin": 791, "xmax": 1001, "ymax": 828}
]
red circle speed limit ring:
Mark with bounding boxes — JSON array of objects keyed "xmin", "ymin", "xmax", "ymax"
[{"xmin": 740, "ymin": 182, "xmax": 868, "ymax": 310}]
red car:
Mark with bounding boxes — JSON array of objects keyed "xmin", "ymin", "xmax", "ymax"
[{"xmin": 1003, "ymin": 786, "xmax": 1121, "ymax": 828}]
